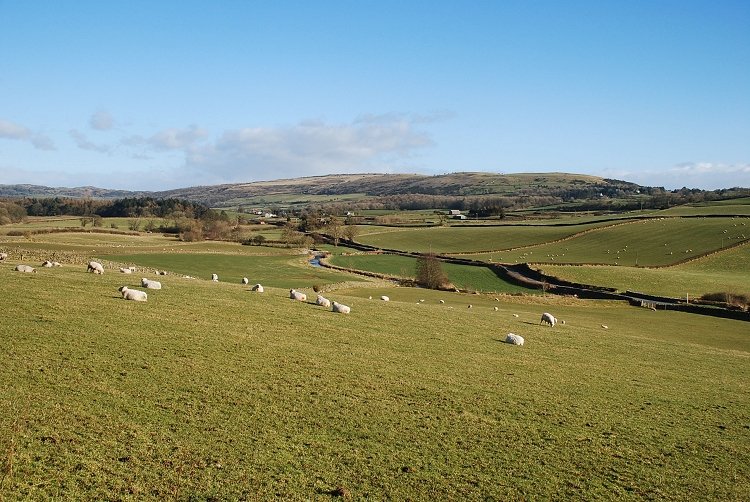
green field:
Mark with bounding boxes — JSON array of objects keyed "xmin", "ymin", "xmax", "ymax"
[
  {"xmin": 464, "ymin": 217, "xmax": 749, "ymax": 266},
  {"xmin": 538, "ymin": 243, "xmax": 750, "ymax": 298},
  {"xmin": 354, "ymin": 221, "xmax": 617, "ymax": 253},
  {"xmin": 1, "ymin": 262, "xmax": 748, "ymax": 499},
  {"xmin": 328, "ymin": 253, "xmax": 539, "ymax": 294}
]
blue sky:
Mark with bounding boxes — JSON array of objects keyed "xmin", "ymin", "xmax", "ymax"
[{"xmin": 1, "ymin": 0, "xmax": 748, "ymax": 191}]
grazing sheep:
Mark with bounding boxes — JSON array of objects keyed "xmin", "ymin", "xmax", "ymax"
[
  {"xmin": 42, "ymin": 260, "xmax": 54, "ymax": 267},
  {"xmin": 540, "ymin": 312, "xmax": 557, "ymax": 326},
  {"xmin": 316, "ymin": 295, "xmax": 331, "ymax": 308},
  {"xmin": 512, "ymin": 314, "xmax": 519, "ymax": 318},
  {"xmin": 119, "ymin": 267, "xmax": 133, "ymax": 274},
  {"xmin": 504, "ymin": 333, "xmax": 525, "ymax": 346},
  {"xmin": 332, "ymin": 301, "xmax": 351, "ymax": 314},
  {"xmin": 251, "ymin": 283, "xmax": 264, "ymax": 293},
  {"xmin": 380, "ymin": 295, "xmax": 390, "ymax": 302},
  {"xmin": 439, "ymin": 299, "xmax": 445, "ymax": 304},
  {"xmin": 494, "ymin": 306, "xmax": 499, "ymax": 311},
  {"xmin": 0, "ymin": 252, "xmax": 8, "ymax": 261},
  {"xmin": 15, "ymin": 264, "xmax": 36, "ymax": 273},
  {"xmin": 141, "ymin": 278, "xmax": 162, "ymax": 290},
  {"xmin": 87, "ymin": 261, "xmax": 104, "ymax": 274},
  {"xmin": 601, "ymin": 324, "xmax": 609, "ymax": 329},
  {"xmin": 241, "ymin": 277, "xmax": 249, "ymax": 285},
  {"xmin": 467, "ymin": 304, "xmax": 473, "ymax": 309},
  {"xmin": 289, "ymin": 289, "xmax": 307, "ymax": 302},
  {"xmin": 118, "ymin": 286, "xmax": 148, "ymax": 302},
  {"xmin": 211, "ymin": 273, "xmax": 219, "ymax": 282},
  {"xmin": 51, "ymin": 261, "xmax": 62, "ymax": 267},
  {"xmin": 157, "ymin": 270, "xmax": 168, "ymax": 276}
]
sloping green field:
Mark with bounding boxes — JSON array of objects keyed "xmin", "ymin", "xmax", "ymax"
[
  {"xmin": 1, "ymin": 263, "xmax": 748, "ymax": 499},
  {"xmin": 538, "ymin": 243, "xmax": 750, "ymax": 298},
  {"xmin": 464, "ymin": 217, "xmax": 749, "ymax": 266},
  {"xmin": 355, "ymin": 221, "xmax": 617, "ymax": 253}
]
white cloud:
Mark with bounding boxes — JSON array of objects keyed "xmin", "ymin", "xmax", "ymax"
[
  {"xmin": 0, "ymin": 119, "xmax": 56, "ymax": 150},
  {"xmin": 182, "ymin": 117, "xmax": 433, "ymax": 184},
  {"xmin": 70, "ymin": 129, "xmax": 111, "ymax": 153},
  {"xmin": 89, "ymin": 111, "xmax": 115, "ymax": 131},
  {"xmin": 148, "ymin": 125, "xmax": 209, "ymax": 151}
]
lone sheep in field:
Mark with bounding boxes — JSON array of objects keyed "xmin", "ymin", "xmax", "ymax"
[
  {"xmin": 439, "ymin": 299, "xmax": 445, "ymax": 304},
  {"xmin": 251, "ymin": 283, "xmax": 264, "ymax": 293},
  {"xmin": 15, "ymin": 264, "xmax": 36, "ymax": 273},
  {"xmin": 87, "ymin": 261, "xmax": 104, "ymax": 274},
  {"xmin": 316, "ymin": 295, "xmax": 331, "ymax": 308},
  {"xmin": 0, "ymin": 252, "xmax": 8, "ymax": 261},
  {"xmin": 494, "ymin": 306, "xmax": 499, "ymax": 311},
  {"xmin": 118, "ymin": 286, "xmax": 148, "ymax": 302},
  {"xmin": 601, "ymin": 324, "xmax": 609, "ymax": 329},
  {"xmin": 241, "ymin": 277, "xmax": 249, "ymax": 285},
  {"xmin": 380, "ymin": 295, "xmax": 390, "ymax": 301},
  {"xmin": 540, "ymin": 312, "xmax": 557, "ymax": 326},
  {"xmin": 512, "ymin": 314, "xmax": 519, "ymax": 318},
  {"xmin": 289, "ymin": 289, "xmax": 307, "ymax": 302},
  {"xmin": 211, "ymin": 273, "xmax": 219, "ymax": 282},
  {"xmin": 332, "ymin": 301, "xmax": 351, "ymax": 314},
  {"xmin": 141, "ymin": 278, "xmax": 162, "ymax": 290},
  {"xmin": 504, "ymin": 333, "xmax": 525, "ymax": 346}
]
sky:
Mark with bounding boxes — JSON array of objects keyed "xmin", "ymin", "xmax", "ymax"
[{"xmin": 1, "ymin": 0, "xmax": 748, "ymax": 191}]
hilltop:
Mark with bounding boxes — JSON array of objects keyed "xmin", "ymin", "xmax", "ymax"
[{"xmin": 0, "ymin": 172, "xmax": 643, "ymax": 205}]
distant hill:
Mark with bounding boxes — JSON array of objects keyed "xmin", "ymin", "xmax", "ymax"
[
  {"xmin": 0, "ymin": 184, "xmax": 145, "ymax": 199},
  {"xmin": 0, "ymin": 172, "xmax": 643, "ymax": 205},
  {"xmin": 152, "ymin": 172, "xmax": 643, "ymax": 205}
]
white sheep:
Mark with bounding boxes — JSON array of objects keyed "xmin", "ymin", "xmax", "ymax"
[
  {"xmin": 15, "ymin": 264, "xmax": 36, "ymax": 273},
  {"xmin": 512, "ymin": 314, "xmax": 519, "ymax": 318},
  {"xmin": 439, "ymin": 299, "xmax": 445, "ymax": 304},
  {"xmin": 601, "ymin": 324, "xmax": 609, "ymax": 329},
  {"xmin": 0, "ymin": 252, "xmax": 8, "ymax": 261},
  {"xmin": 380, "ymin": 295, "xmax": 390, "ymax": 301},
  {"xmin": 87, "ymin": 261, "xmax": 104, "ymax": 274},
  {"xmin": 494, "ymin": 306, "xmax": 499, "ymax": 311},
  {"xmin": 251, "ymin": 283, "xmax": 264, "ymax": 293},
  {"xmin": 118, "ymin": 286, "xmax": 148, "ymax": 302},
  {"xmin": 141, "ymin": 278, "xmax": 162, "ymax": 290},
  {"xmin": 504, "ymin": 333, "xmax": 525, "ymax": 346},
  {"xmin": 289, "ymin": 289, "xmax": 307, "ymax": 302},
  {"xmin": 42, "ymin": 260, "xmax": 54, "ymax": 268},
  {"xmin": 119, "ymin": 267, "xmax": 133, "ymax": 274},
  {"xmin": 241, "ymin": 277, "xmax": 249, "ymax": 285},
  {"xmin": 316, "ymin": 295, "xmax": 331, "ymax": 308},
  {"xmin": 332, "ymin": 301, "xmax": 351, "ymax": 314},
  {"xmin": 211, "ymin": 273, "xmax": 219, "ymax": 282},
  {"xmin": 540, "ymin": 312, "xmax": 557, "ymax": 326},
  {"xmin": 51, "ymin": 261, "xmax": 62, "ymax": 267}
]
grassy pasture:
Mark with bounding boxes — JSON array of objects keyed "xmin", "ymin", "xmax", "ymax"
[
  {"xmin": 354, "ymin": 221, "xmax": 617, "ymax": 253},
  {"xmin": 655, "ymin": 205, "xmax": 750, "ymax": 216},
  {"xmin": 538, "ymin": 243, "xmax": 750, "ymax": 298},
  {"xmin": 106, "ymin": 252, "xmax": 364, "ymax": 289},
  {"xmin": 328, "ymin": 254, "xmax": 539, "ymax": 294},
  {"xmin": 1, "ymin": 263, "xmax": 748, "ymax": 499},
  {"xmin": 465, "ymin": 217, "xmax": 749, "ymax": 267}
]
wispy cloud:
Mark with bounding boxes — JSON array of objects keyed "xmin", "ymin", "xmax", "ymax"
[
  {"xmin": 148, "ymin": 125, "xmax": 209, "ymax": 151},
  {"xmin": 0, "ymin": 119, "xmax": 56, "ymax": 150},
  {"xmin": 181, "ymin": 117, "xmax": 434, "ymax": 184},
  {"xmin": 89, "ymin": 111, "xmax": 115, "ymax": 131},
  {"xmin": 70, "ymin": 129, "xmax": 111, "ymax": 153}
]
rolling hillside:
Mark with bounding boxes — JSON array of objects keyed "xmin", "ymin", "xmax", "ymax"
[{"xmin": 0, "ymin": 172, "xmax": 642, "ymax": 205}]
